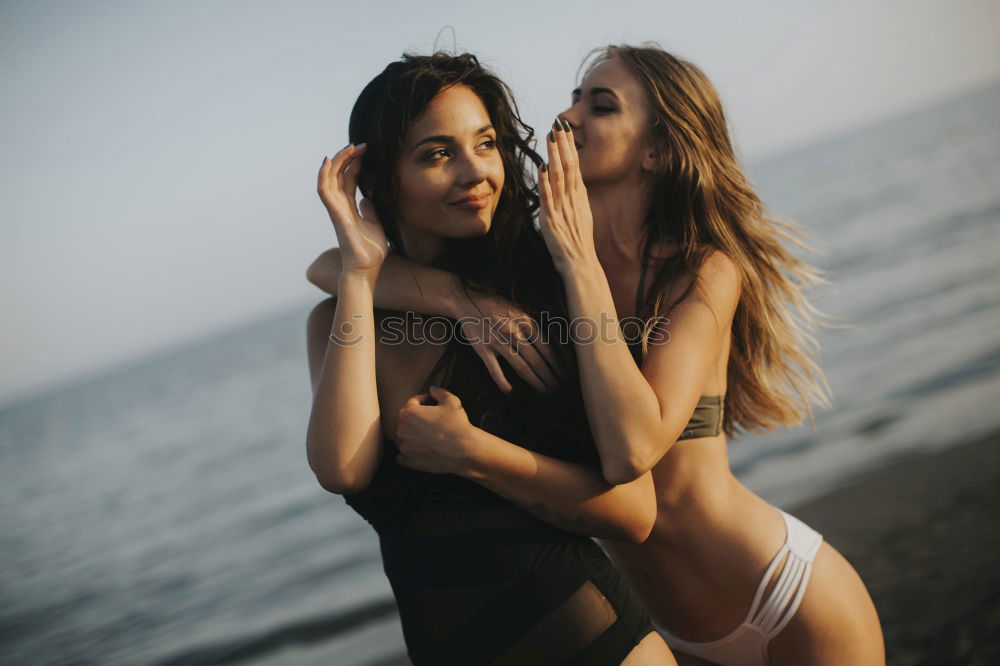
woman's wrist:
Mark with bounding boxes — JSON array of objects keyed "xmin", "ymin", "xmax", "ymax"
[
  {"xmin": 441, "ymin": 274, "xmax": 473, "ymax": 320},
  {"xmin": 339, "ymin": 267, "xmax": 381, "ymax": 294},
  {"xmin": 562, "ymin": 258, "xmax": 608, "ymax": 303},
  {"xmin": 455, "ymin": 426, "xmax": 498, "ymax": 481}
]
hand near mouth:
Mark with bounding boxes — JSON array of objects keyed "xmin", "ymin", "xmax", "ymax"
[{"xmin": 538, "ymin": 119, "xmax": 599, "ymax": 277}]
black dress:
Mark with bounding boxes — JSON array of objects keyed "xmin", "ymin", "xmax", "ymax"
[{"xmin": 344, "ymin": 328, "xmax": 656, "ymax": 665}]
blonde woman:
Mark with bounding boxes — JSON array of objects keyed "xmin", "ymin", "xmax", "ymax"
[{"xmin": 308, "ymin": 45, "xmax": 884, "ymax": 665}]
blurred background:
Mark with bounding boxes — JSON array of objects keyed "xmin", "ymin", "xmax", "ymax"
[{"xmin": 2, "ymin": 1, "xmax": 998, "ymax": 664}]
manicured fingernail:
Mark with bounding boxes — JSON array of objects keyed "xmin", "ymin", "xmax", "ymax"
[
  {"xmin": 548, "ymin": 130, "xmax": 555, "ymax": 142},
  {"xmin": 540, "ymin": 163, "xmax": 548, "ymax": 172},
  {"xmin": 343, "ymin": 143, "xmax": 351, "ymax": 149},
  {"xmin": 561, "ymin": 120, "xmax": 571, "ymax": 131},
  {"xmin": 552, "ymin": 119, "xmax": 561, "ymax": 131},
  {"xmin": 355, "ymin": 142, "xmax": 367, "ymax": 149}
]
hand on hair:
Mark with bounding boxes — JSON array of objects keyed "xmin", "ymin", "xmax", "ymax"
[
  {"xmin": 538, "ymin": 120, "xmax": 599, "ymax": 276},
  {"xmin": 317, "ymin": 144, "xmax": 388, "ymax": 276}
]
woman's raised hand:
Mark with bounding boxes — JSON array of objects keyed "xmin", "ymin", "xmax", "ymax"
[
  {"xmin": 538, "ymin": 120, "xmax": 599, "ymax": 276},
  {"xmin": 317, "ymin": 144, "xmax": 388, "ymax": 276}
]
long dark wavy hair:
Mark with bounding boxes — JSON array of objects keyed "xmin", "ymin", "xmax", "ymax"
[
  {"xmin": 349, "ymin": 52, "xmax": 545, "ymax": 302},
  {"xmin": 581, "ymin": 44, "xmax": 831, "ymax": 438},
  {"xmin": 348, "ymin": 52, "xmax": 593, "ymax": 461}
]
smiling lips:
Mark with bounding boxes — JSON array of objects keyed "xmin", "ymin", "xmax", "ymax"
[{"xmin": 449, "ymin": 193, "xmax": 492, "ymax": 210}]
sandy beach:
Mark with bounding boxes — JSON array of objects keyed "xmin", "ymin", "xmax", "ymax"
[{"xmin": 793, "ymin": 430, "xmax": 1000, "ymax": 665}]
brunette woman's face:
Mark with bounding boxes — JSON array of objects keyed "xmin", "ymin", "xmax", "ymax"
[
  {"xmin": 559, "ymin": 56, "xmax": 657, "ymax": 185},
  {"xmin": 395, "ymin": 84, "xmax": 504, "ymax": 245}
]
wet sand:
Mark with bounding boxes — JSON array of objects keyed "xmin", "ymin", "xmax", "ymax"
[{"xmin": 792, "ymin": 430, "xmax": 1000, "ymax": 665}]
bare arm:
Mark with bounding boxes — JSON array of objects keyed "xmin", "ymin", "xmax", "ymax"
[
  {"xmin": 463, "ymin": 428, "xmax": 657, "ymax": 542},
  {"xmin": 307, "ymin": 248, "xmax": 560, "ymax": 394},
  {"xmin": 306, "ymin": 282, "xmax": 381, "ymax": 494},
  {"xmin": 307, "ymin": 247, "xmax": 462, "ymax": 318},
  {"xmin": 541, "ymin": 126, "xmax": 741, "ymax": 484},
  {"xmin": 560, "ymin": 254, "xmax": 739, "ymax": 484},
  {"xmin": 305, "ymin": 145, "xmax": 388, "ymax": 494},
  {"xmin": 394, "ymin": 386, "xmax": 657, "ymax": 543}
]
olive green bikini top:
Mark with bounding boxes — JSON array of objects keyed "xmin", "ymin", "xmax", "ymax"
[
  {"xmin": 678, "ymin": 395, "xmax": 724, "ymax": 440},
  {"xmin": 635, "ymin": 262, "xmax": 725, "ymax": 442}
]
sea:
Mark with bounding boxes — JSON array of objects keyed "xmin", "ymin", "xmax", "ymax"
[{"xmin": 2, "ymin": 81, "xmax": 998, "ymax": 665}]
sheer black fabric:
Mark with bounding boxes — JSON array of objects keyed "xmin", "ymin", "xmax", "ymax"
[{"xmin": 344, "ymin": 323, "xmax": 654, "ymax": 665}]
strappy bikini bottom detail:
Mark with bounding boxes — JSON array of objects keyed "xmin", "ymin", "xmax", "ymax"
[{"xmin": 655, "ymin": 510, "xmax": 823, "ymax": 666}]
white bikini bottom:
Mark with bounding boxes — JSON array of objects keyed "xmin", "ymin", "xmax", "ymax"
[{"xmin": 655, "ymin": 510, "xmax": 823, "ymax": 666}]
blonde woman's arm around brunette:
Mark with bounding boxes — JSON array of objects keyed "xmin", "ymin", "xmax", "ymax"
[{"xmin": 306, "ymin": 250, "xmax": 559, "ymax": 395}]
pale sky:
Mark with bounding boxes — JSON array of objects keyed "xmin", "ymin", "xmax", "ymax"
[{"xmin": 2, "ymin": 0, "xmax": 999, "ymax": 407}]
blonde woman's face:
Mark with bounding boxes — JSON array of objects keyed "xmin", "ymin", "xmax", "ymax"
[{"xmin": 559, "ymin": 56, "xmax": 657, "ymax": 186}]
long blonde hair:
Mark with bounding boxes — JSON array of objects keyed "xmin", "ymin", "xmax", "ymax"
[{"xmin": 584, "ymin": 44, "xmax": 831, "ymax": 438}]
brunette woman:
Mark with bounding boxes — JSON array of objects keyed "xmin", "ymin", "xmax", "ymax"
[{"xmin": 306, "ymin": 52, "xmax": 673, "ymax": 665}]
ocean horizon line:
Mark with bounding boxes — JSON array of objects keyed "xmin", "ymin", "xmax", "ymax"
[{"xmin": 2, "ymin": 76, "xmax": 998, "ymax": 414}]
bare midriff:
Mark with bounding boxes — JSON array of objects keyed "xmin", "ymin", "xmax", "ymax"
[{"xmin": 601, "ymin": 437, "xmax": 790, "ymax": 643}]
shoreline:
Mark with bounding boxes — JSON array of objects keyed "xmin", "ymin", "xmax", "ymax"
[{"xmin": 792, "ymin": 430, "xmax": 1000, "ymax": 665}]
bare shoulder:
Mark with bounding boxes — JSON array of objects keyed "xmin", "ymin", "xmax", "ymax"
[
  {"xmin": 665, "ymin": 249, "xmax": 741, "ymax": 311},
  {"xmin": 689, "ymin": 250, "xmax": 741, "ymax": 328},
  {"xmin": 305, "ymin": 298, "xmax": 395, "ymax": 373},
  {"xmin": 697, "ymin": 250, "xmax": 741, "ymax": 299},
  {"xmin": 306, "ymin": 297, "xmax": 338, "ymax": 392},
  {"xmin": 307, "ymin": 297, "xmax": 339, "ymax": 341},
  {"xmin": 306, "ymin": 300, "xmax": 417, "ymax": 367}
]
